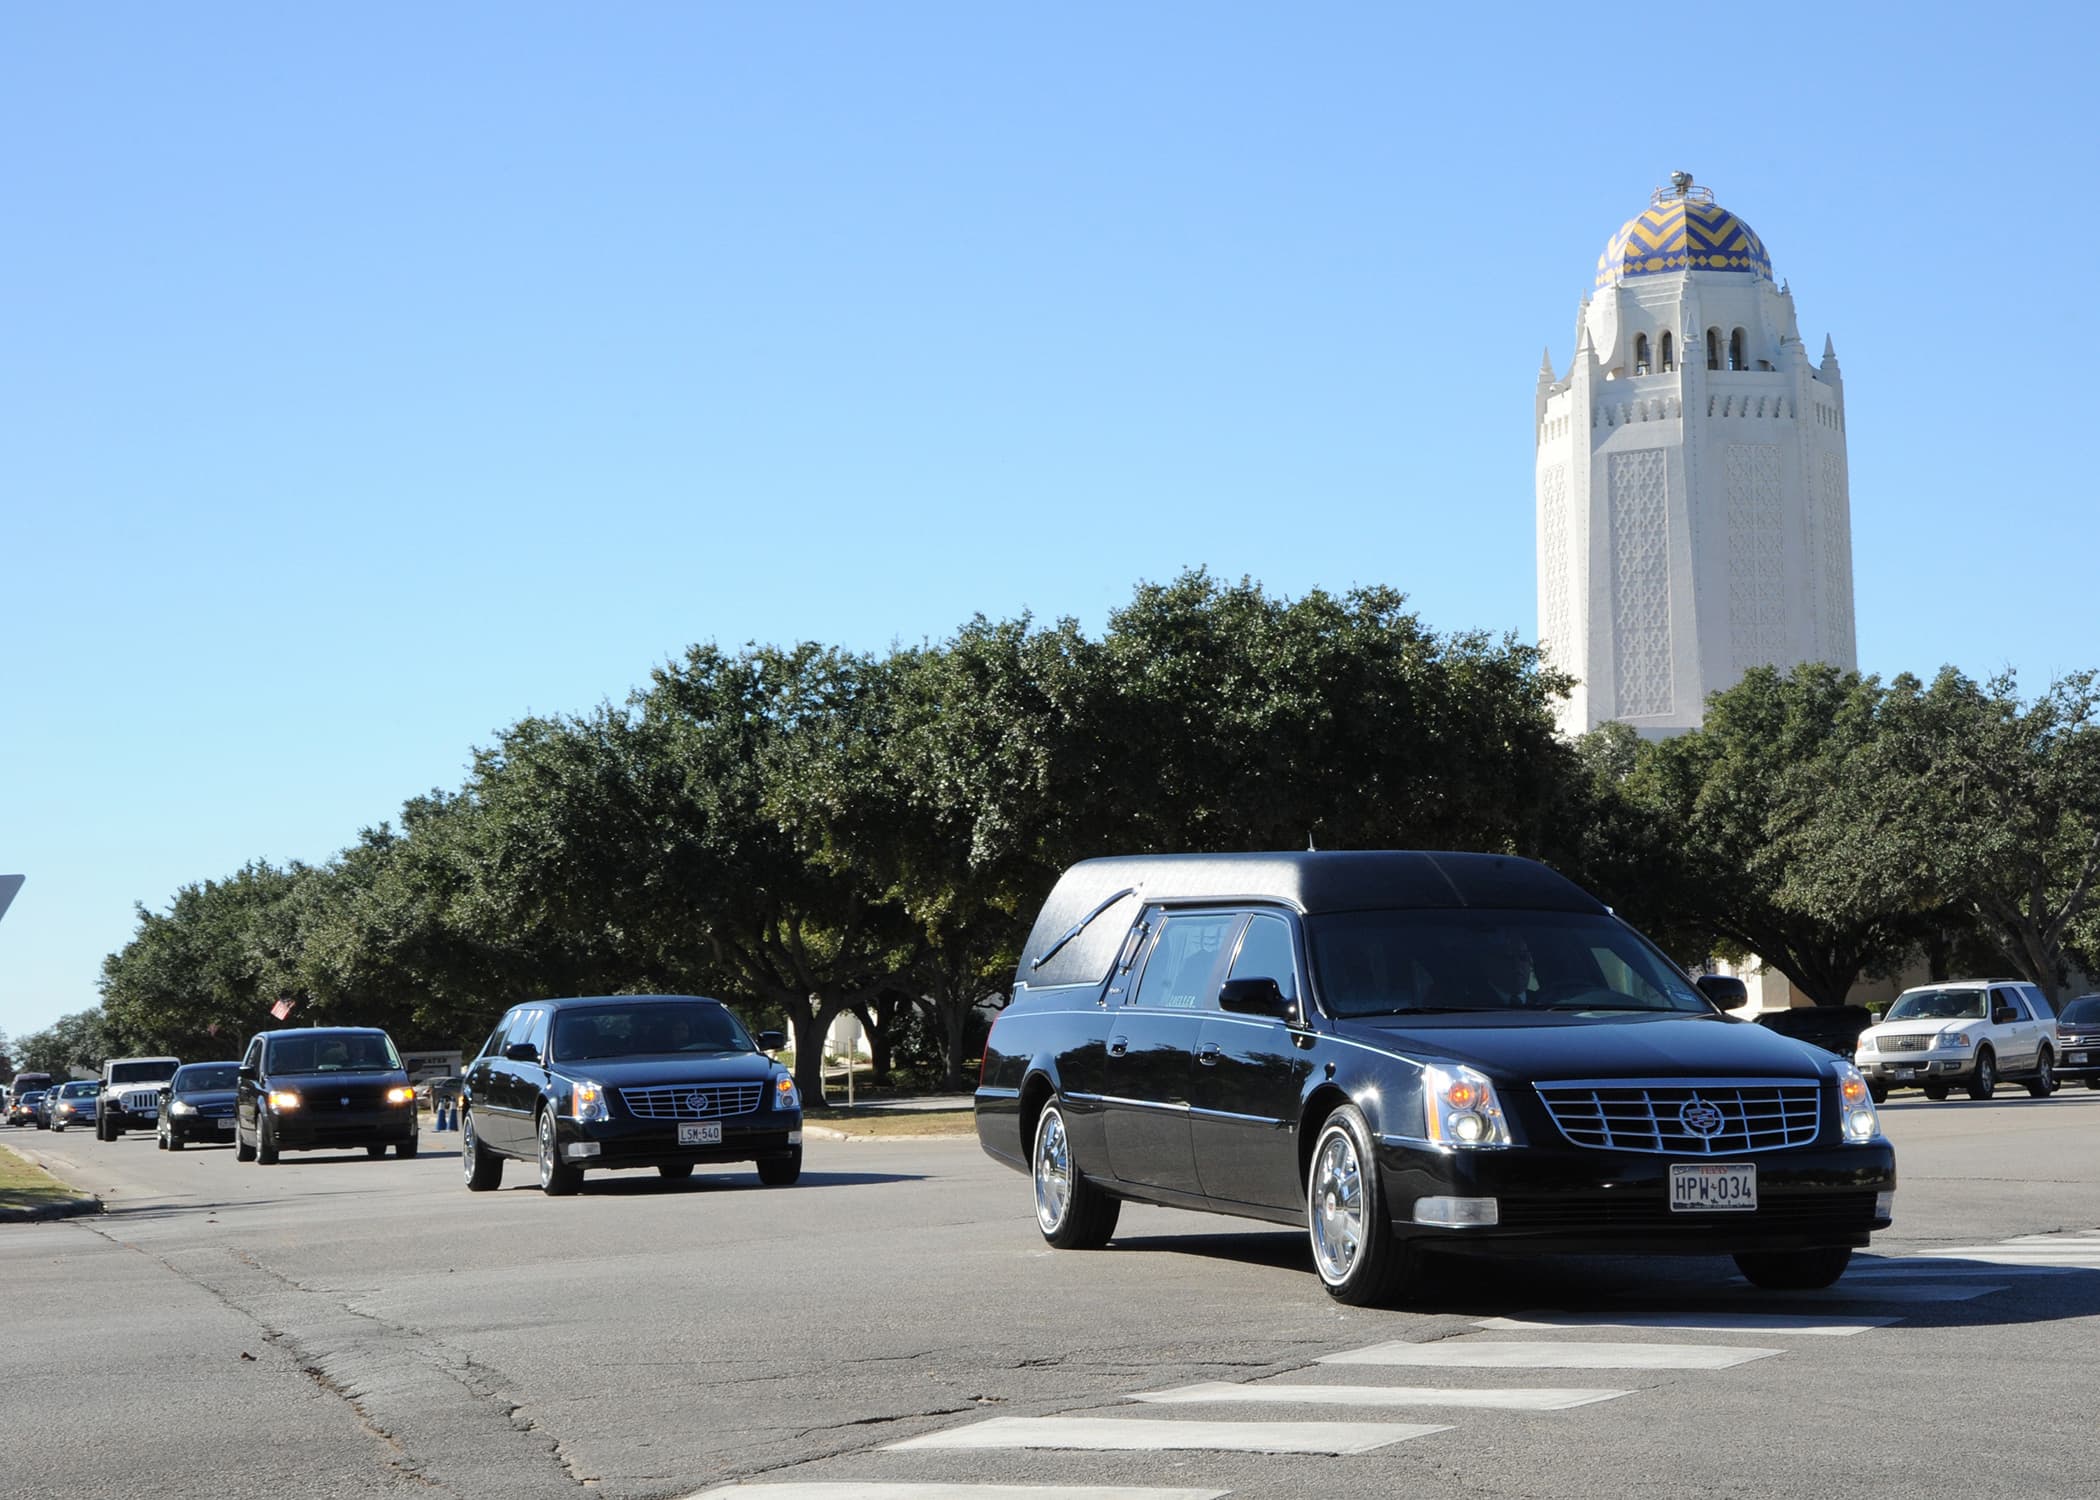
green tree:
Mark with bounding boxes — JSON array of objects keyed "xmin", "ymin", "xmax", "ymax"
[{"xmin": 13, "ymin": 1009, "xmax": 119, "ymax": 1077}]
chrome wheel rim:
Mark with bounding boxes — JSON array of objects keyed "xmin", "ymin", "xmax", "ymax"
[
  {"xmin": 462, "ymin": 1113, "xmax": 477, "ymax": 1180},
  {"xmin": 2038, "ymin": 1054, "xmax": 2053, "ymax": 1092},
  {"xmin": 1309, "ymin": 1125, "xmax": 1364, "ymax": 1284},
  {"xmin": 1034, "ymin": 1108, "xmax": 1072, "ymax": 1233},
  {"xmin": 538, "ymin": 1114, "xmax": 554, "ymax": 1187}
]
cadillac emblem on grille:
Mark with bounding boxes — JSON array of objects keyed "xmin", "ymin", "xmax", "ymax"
[
  {"xmin": 1678, "ymin": 1096, "xmax": 1725, "ymax": 1138},
  {"xmin": 684, "ymin": 1091, "xmax": 707, "ymax": 1115}
]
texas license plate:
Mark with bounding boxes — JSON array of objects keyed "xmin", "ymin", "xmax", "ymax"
[
  {"xmin": 2068, "ymin": 1052, "xmax": 2088, "ymax": 1065},
  {"xmin": 677, "ymin": 1122, "xmax": 722, "ymax": 1145},
  {"xmin": 1889, "ymin": 1066, "xmax": 1916, "ymax": 1079},
  {"xmin": 1670, "ymin": 1162, "xmax": 1757, "ymax": 1212}
]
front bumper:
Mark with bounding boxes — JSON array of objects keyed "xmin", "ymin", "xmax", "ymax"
[
  {"xmin": 2054, "ymin": 1042, "xmax": 2100, "ymax": 1082},
  {"xmin": 550, "ymin": 1109, "xmax": 803, "ymax": 1171},
  {"xmin": 169, "ymin": 1111, "xmax": 237, "ymax": 1140},
  {"xmin": 268, "ymin": 1107, "xmax": 419, "ymax": 1150},
  {"xmin": 1855, "ymin": 1053, "xmax": 1977, "ymax": 1085},
  {"xmin": 1376, "ymin": 1137, "xmax": 1896, "ymax": 1256}
]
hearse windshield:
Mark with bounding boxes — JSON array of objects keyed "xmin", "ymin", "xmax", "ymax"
[
  {"xmin": 1306, "ymin": 908, "xmax": 1709, "ymax": 1019},
  {"xmin": 1884, "ymin": 989, "xmax": 1988, "ymax": 1023},
  {"xmin": 551, "ymin": 1002, "xmax": 755, "ymax": 1062}
]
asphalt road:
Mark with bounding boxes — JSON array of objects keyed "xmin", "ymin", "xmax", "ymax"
[{"xmin": 5, "ymin": 1089, "xmax": 2098, "ymax": 1500}]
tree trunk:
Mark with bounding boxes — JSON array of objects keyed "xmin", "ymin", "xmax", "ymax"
[
  {"xmin": 787, "ymin": 997, "xmax": 840, "ymax": 1106},
  {"xmin": 939, "ymin": 996, "xmax": 970, "ymax": 1092}
]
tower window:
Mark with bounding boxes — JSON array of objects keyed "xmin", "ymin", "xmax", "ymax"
[
  {"xmin": 1729, "ymin": 328, "xmax": 1747, "ymax": 371},
  {"xmin": 1706, "ymin": 328, "xmax": 1721, "ymax": 370},
  {"xmin": 1634, "ymin": 333, "xmax": 1650, "ymax": 375},
  {"xmin": 1660, "ymin": 331, "xmax": 1675, "ymax": 372}
]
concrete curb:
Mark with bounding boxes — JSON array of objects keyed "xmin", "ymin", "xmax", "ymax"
[
  {"xmin": 802, "ymin": 1121, "xmax": 976, "ymax": 1142},
  {"xmin": 0, "ymin": 1195, "xmax": 105, "ymax": 1224}
]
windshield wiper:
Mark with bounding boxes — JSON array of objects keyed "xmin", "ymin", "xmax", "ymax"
[{"xmin": 1361, "ymin": 1004, "xmax": 1503, "ymax": 1015}]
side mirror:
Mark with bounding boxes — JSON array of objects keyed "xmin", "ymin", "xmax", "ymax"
[
  {"xmin": 756, "ymin": 1029, "xmax": 787, "ymax": 1052},
  {"xmin": 1219, "ymin": 976, "xmax": 1299, "ymax": 1023},
  {"xmin": 504, "ymin": 1041, "xmax": 542, "ymax": 1064},
  {"xmin": 1696, "ymin": 974, "xmax": 1748, "ymax": 1008},
  {"xmin": 238, "ymin": 1065, "xmax": 257, "ymax": 1082},
  {"xmin": 1993, "ymin": 1006, "xmax": 2017, "ymax": 1026}
]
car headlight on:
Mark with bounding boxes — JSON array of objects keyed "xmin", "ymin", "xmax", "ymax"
[
  {"xmin": 168, "ymin": 1100, "xmax": 195, "ymax": 1116},
  {"xmin": 267, "ymin": 1090, "xmax": 303, "ymax": 1111},
  {"xmin": 1833, "ymin": 1061, "xmax": 1882, "ymax": 1144},
  {"xmin": 773, "ymin": 1074, "xmax": 800, "ymax": 1111},
  {"xmin": 1422, "ymin": 1064, "xmax": 1511, "ymax": 1148},
  {"xmin": 1940, "ymin": 1030, "xmax": 1973, "ymax": 1049},
  {"xmin": 384, "ymin": 1086, "xmax": 415, "ymax": 1106},
  {"xmin": 56, "ymin": 1103, "xmax": 74, "ymax": 1115},
  {"xmin": 569, "ymin": 1080, "xmax": 609, "ymax": 1123}
]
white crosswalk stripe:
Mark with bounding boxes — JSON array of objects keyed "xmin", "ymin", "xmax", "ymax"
[
  {"xmin": 884, "ymin": 1416, "xmax": 1449, "ymax": 1455},
  {"xmin": 1320, "ymin": 1339, "xmax": 1783, "ymax": 1369},
  {"xmin": 1727, "ymin": 1280, "xmax": 2007, "ymax": 1302},
  {"xmin": 684, "ymin": 1478, "xmax": 1226, "ymax": 1487},
  {"xmin": 1476, "ymin": 1311, "xmax": 1896, "ymax": 1336},
  {"xmin": 1132, "ymin": 1380, "xmax": 1633, "ymax": 1410}
]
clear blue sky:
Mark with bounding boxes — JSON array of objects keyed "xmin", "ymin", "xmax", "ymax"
[{"xmin": 5, "ymin": 4, "xmax": 2094, "ymax": 1043}]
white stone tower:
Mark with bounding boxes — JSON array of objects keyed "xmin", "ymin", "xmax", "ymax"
[{"xmin": 1535, "ymin": 172, "xmax": 1856, "ymax": 738}]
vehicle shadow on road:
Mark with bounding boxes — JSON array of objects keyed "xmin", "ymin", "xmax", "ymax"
[{"xmin": 576, "ymin": 1169, "xmax": 927, "ymax": 1196}]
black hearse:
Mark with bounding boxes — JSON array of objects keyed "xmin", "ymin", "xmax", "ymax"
[
  {"xmin": 235, "ymin": 1027, "xmax": 420, "ymax": 1163},
  {"xmin": 460, "ymin": 995, "xmax": 803, "ymax": 1195},
  {"xmin": 975, "ymin": 852, "xmax": 1896, "ymax": 1305}
]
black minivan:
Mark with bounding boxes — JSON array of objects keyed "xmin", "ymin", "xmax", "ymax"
[{"xmin": 235, "ymin": 1027, "xmax": 420, "ymax": 1163}]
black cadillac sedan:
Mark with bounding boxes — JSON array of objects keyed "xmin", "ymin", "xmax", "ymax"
[
  {"xmin": 235, "ymin": 1027, "xmax": 420, "ymax": 1163},
  {"xmin": 157, "ymin": 1061, "xmax": 242, "ymax": 1149},
  {"xmin": 976, "ymin": 852, "xmax": 1896, "ymax": 1305},
  {"xmin": 460, "ymin": 994, "xmax": 803, "ymax": 1195}
]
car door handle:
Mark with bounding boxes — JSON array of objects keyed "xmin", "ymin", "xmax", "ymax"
[
  {"xmin": 1197, "ymin": 1043, "xmax": 1221, "ymax": 1066},
  {"xmin": 1108, "ymin": 1037, "xmax": 1129, "ymax": 1057}
]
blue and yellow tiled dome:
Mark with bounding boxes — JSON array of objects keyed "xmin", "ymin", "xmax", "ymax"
[{"xmin": 1595, "ymin": 174, "xmax": 1771, "ymax": 289}]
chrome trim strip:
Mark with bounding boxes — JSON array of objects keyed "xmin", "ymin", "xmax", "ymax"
[
  {"xmin": 1538, "ymin": 1075, "xmax": 1825, "ymax": 1090},
  {"xmin": 1189, "ymin": 1105, "xmax": 1286, "ymax": 1126},
  {"xmin": 1096, "ymin": 1094, "xmax": 1191, "ymax": 1115}
]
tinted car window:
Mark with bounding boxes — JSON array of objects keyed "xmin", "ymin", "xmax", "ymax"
[
  {"xmin": 107, "ymin": 1060, "xmax": 177, "ymax": 1085},
  {"xmin": 1229, "ymin": 913, "xmax": 1299, "ymax": 1002},
  {"xmin": 173, "ymin": 1064, "xmax": 239, "ymax": 1090},
  {"xmin": 1885, "ymin": 989, "xmax": 1987, "ymax": 1022},
  {"xmin": 1991, "ymin": 987, "xmax": 2027, "ymax": 1020},
  {"xmin": 2059, "ymin": 997, "xmax": 2100, "ymax": 1027},
  {"xmin": 550, "ymin": 1002, "xmax": 754, "ymax": 1062},
  {"xmin": 1132, "ymin": 914, "xmax": 1240, "ymax": 1011},
  {"xmin": 266, "ymin": 1033, "xmax": 401, "ymax": 1074},
  {"xmin": 1307, "ymin": 908, "xmax": 1708, "ymax": 1017}
]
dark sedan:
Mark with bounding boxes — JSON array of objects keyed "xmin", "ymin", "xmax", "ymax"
[
  {"xmin": 235, "ymin": 1027, "xmax": 420, "ymax": 1163},
  {"xmin": 158, "ymin": 1061, "xmax": 242, "ymax": 1149},
  {"xmin": 8, "ymin": 1090, "xmax": 47, "ymax": 1128},
  {"xmin": 461, "ymin": 995, "xmax": 802, "ymax": 1195},
  {"xmin": 977, "ymin": 852, "xmax": 1896, "ymax": 1305}
]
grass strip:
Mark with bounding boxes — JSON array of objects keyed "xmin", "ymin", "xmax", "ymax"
[
  {"xmin": 0, "ymin": 1140, "xmax": 97, "ymax": 1212},
  {"xmin": 805, "ymin": 1108, "xmax": 975, "ymax": 1138}
]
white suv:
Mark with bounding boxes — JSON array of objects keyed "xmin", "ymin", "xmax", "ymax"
[{"xmin": 1854, "ymin": 980, "xmax": 2059, "ymax": 1103}]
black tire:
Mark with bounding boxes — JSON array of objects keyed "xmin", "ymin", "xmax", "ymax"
[
  {"xmin": 461, "ymin": 1111, "xmax": 503, "ymax": 1191},
  {"xmin": 1030, "ymin": 1102, "xmax": 1116, "ymax": 1247},
  {"xmin": 367, "ymin": 1144, "xmax": 389, "ymax": 1159},
  {"xmin": 2026, "ymin": 1048, "xmax": 2056, "ymax": 1098},
  {"xmin": 1735, "ymin": 1247, "xmax": 1853, "ymax": 1290},
  {"xmin": 757, "ymin": 1148, "xmax": 802, "ymax": 1187},
  {"xmin": 396, "ymin": 1139, "xmax": 417, "ymax": 1160},
  {"xmin": 1967, "ymin": 1049, "xmax": 1997, "ymax": 1100},
  {"xmin": 236, "ymin": 1126, "xmax": 256, "ymax": 1162},
  {"xmin": 167, "ymin": 1129, "xmax": 185, "ymax": 1152},
  {"xmin": 536, "ymin": 1109, "xmax": 582, "ymax": 1196},
  {"xmin": 2088, "ymin": 1077, "xmax": 2100, "ymax": 1091},
  {"xmin": 156, "ymin": 1121, "xmax": 169, "ymax": 1151},
  {"xmin": 97, "ymin": 1116, "xmax": 114, "ymax": 1142},
  {"xmin": 1922, "ymin": 1082, "xmax": 1949, "ymax": 1101},
  {"xmin": 257, "ymin": 1122, "xmax": 280, "ymax": 1165},
  {"xmin": 1307, "ymin": 1104, "xmax": 1415, "ymax": 1305},
  {"xmin": 1866, "ymin": 1080, "xmax": 1888, "ymax": 1104}
]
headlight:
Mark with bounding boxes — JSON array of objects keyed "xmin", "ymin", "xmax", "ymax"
[
  {"xmin": 267, "ymin": 1090, "xmax": 303, "ymax": 1111},
  {"xmin": 1833, "ymin": 1061, "xmax": 1882, "ymax": 1144},
  {"xmin": 773, "ymin": 1074, "xmax": 800, "ymax": 1111},
  {"xmin": 570, "ymin": 1080, "xmax": 609, "ymax": 1123},
  {"xmin": 1422, "ymin": 1064, "xmax": 1511, "ymax": 1148},
  {"xmin": 168, "ymin": 1100, "xmax": 195, "ymax": 1116},
  {"xmin": 1854, "ymin": 1033, "xmax": 1877, "ymax": 1054},
  {"xmin": 1940, "ymin": 1030, "xmax": 1972, "ymax": 1049},
  {"xmin": 56, "ymin": 1103, "xmax": 74, "ymax": 1115},
  {"xmin": 385, "ymin": 1086, "xmax": 415, "ymax": 1105}
]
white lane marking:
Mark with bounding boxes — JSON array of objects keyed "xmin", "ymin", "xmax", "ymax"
[
  {"xmin": 1915, "ymin": 1246, "xmax": 2100, "ymax": 1267},
  {"xmin": 1320, "ymin": 1340, "xmax": 1783, "ymax": 1370},
  {"xmin": 1476, "ymin": 1312, "xmax": 1895, "ymax": 1336},
  {"xmin": 1847, "ymin": 1262, "xmax": 2064, "ymax": 1279},
  {"xmin": 884, "ymin": 1416, "xmax": 1449, "ymax": 1455},
  {"xmin": 684, "ymin": 1478, "xmax": 1226, "ymax": 1487},
  {"xmin": 1132, "ymin": 1381, "xmax": 1631, "ymax": 1411},
  {"xmin": 1723, "ymin": 1281, "xmax": 2008, "ymax": 1303}
]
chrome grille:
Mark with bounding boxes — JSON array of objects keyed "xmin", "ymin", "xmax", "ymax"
[
  {"xmin": 123, "ymin": 1090, "xmax": 161, "ymax": 1114},
  {"xmin": 1880, "ymin": 1034, "xmax": 1930, "ymax": 1052},
  {"xmin": 619, "ymin": 1083, "xmax": 763, "ymax": 1120},
  {"xmin": 1534, "ymin": 1079, "xmax": 1823, "ymax": 1154}
]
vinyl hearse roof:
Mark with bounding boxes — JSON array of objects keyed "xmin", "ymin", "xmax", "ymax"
[{"xmin": 1020, "ymin": 851, "xmax": 1603, "ymax": 989}]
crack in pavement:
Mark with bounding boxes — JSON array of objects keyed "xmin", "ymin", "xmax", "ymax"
[{"xmin": 76, "ymin": 1222, "xmax": 595, "ymax": 1499}]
